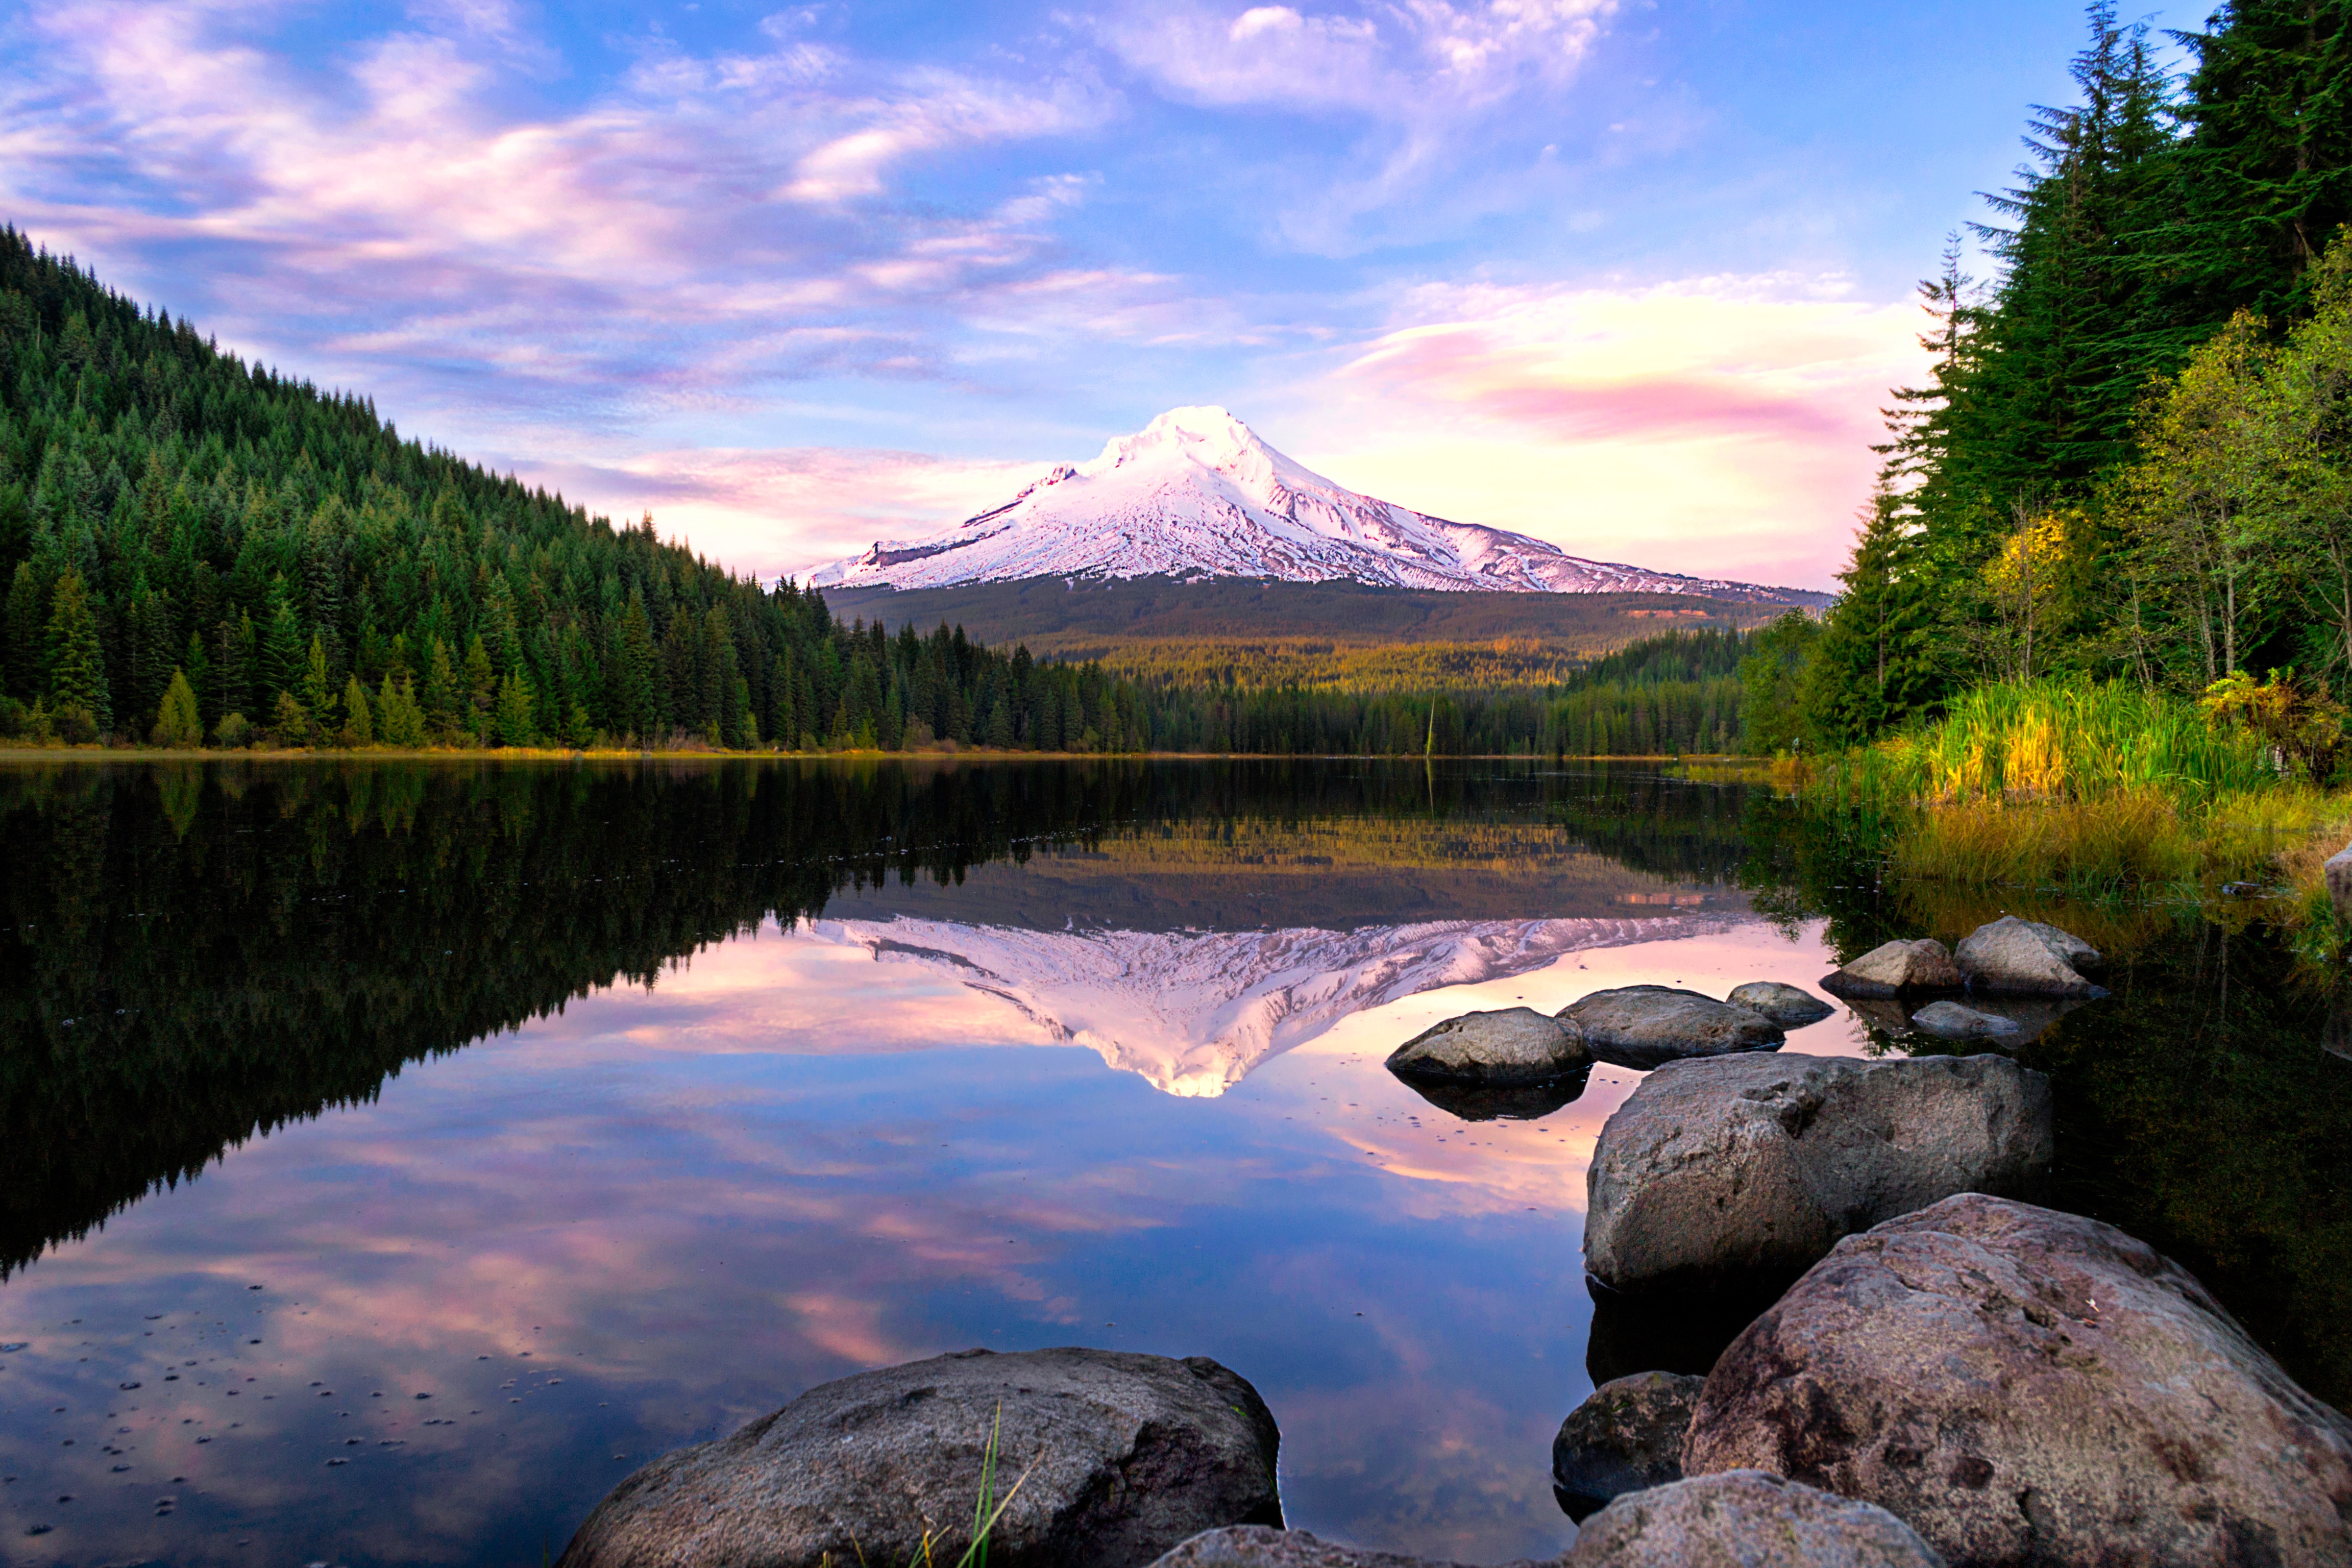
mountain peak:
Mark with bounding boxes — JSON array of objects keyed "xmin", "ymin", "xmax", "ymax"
[{"xmin": 809, "ymin": 409, "xmax": 1816, "ymax": 604}]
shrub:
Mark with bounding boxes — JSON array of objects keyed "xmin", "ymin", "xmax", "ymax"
[{"xmin": 213, "ymin": 711, "xmax": 253, "ymax": 748}]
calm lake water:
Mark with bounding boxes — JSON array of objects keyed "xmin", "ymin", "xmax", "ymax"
[{"xmin": 1, "ymin": 759, "xmax": 2346, "ymax": 1566}]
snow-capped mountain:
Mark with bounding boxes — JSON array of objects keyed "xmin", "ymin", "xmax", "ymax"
[
  {"xmin": 808, "ymin": 910, "xmax": 1754, "ymax": 1097},
  {"xmin": 811, "ymin": 406, "xmax": 1811, "ymax": 602}
]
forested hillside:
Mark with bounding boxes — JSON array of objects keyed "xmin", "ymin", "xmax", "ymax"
[
  {"xmin": 1804, "ymin": 0, "xmax": 2352, "ymax": 745},
  {"xmin": 0, "ymin": 226, "xmax": 1766, "ymax": 756},
  {"xmin": 0, "ymin": 226, "xmax": 1152, "ymax": 752}
]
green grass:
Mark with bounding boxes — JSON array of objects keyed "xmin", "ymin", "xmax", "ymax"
[{"xmin": 1795, "ymin": 679, "xmax": 2352, "ymax": 903}]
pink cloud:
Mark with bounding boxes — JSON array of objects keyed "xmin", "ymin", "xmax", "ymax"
[{"xmin": 1280, "ymin": 274, "xmax": 1929, "ymax": 589}]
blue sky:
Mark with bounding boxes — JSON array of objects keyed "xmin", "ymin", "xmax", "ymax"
[{"xmin": 0, "ymin": 1, "xmax": 2191, "ymax": 587}]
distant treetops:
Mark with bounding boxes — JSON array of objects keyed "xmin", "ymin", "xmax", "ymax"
[{"xmin": 1801, "ymin": 0, "xmax": 2352, "ymax": 751}]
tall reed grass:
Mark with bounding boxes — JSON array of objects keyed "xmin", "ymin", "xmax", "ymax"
[
  {"xmin": 1803, "ymin": 679, "xmax": 2323, "ymax": 894},
  {"xmin": 1819, "ymin": 679, "xmax": 2279, "ymax": 811}
]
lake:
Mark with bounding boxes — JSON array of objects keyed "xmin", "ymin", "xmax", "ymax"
[{"xmin": 1, "ymin": 758, "xmax": 2346, "ymax": 1566}]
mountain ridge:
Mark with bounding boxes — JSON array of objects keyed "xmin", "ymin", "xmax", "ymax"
[{"xmin": 811, "ymin": 406, "xmax": 1822, "ymax": 605}]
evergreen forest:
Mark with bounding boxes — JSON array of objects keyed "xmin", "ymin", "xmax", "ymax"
[
  {"xmin": 0, "ymin": 222, "xmax": 1762, "ymax": 759},
  {"xmin": 1800, "ymin": 0, "xmax": 2352, "ymax": 748}
]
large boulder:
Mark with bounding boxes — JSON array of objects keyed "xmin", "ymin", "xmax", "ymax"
[
  {"xmin": 1684, "ymin": 1195, "xmax": 2352, "ymax": 1568},
  {"xmin": 1562, "ymin": 1472, "xmax": 1947, "ymax": 1568},
  {"xmin": 1552, "ymin": 1371, "xmax": 1704, "ymax": 1519},
  {"xmin": 1726, "ymin": 982, "xmax": 1836, "ymax": 1028},
  {"xmin": 1583, "ymin": 1054, "xmax": 2050, "ymax": 1296},
  {"xmin": 1559, "ymin": 987, "xmax": 1783, "ymax": 1070},
  {"xmin": 557, "ymin": 1348, "xmax": 1282, "ymax": 1568},
  {"xmin": 1387, "ymin": 1008, "xmax": 1590, "ymax": 1087},
  {"xmin": 1820, "ymin": 940, "xmax": 1963, "ymax": 999},
  {"xmin": 1953, "ymin": 917, "xmax": 2105, "ymax": 998}
]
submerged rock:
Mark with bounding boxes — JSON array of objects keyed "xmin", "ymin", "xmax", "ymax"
[
  {"xmin": 1395, "ymin": 1072, "xmax": 1589, "ymax": 1123},
  {"xmin": 1562, "ymin": 1472, "xmax": 1946, "ymax": 1568},
  {"xmin": 1725, "ymin": 982, "xmax": 1836, "ymax": 1028},
  {"xmin": 1907, "ymin": 1000, "xmax": 2022, "ymax": 1041},
  {"xmin": 1685, "ymin": 1194, "xmax": 2352, "ymax": 1568},
  {"xmin": 1584, "ymin": 1053, "xmax": 2050, "ymax": 1296},
  {"xmin": 1953, "ymin": 916, "xmax": 2106, "ymax": 998},
  {"xmin": 557, "ymin": 1348, "xmax": 1282, "ymax": 1568},
  {"xmin": 1558, "ymin": 987, "xmax": 1782, "ymax": 1070},
  {"xmin": 1820, "ymin": 939, "xmax": 1963, "ymax": 999},
  {"xmin": 1386, "ymin": 1008, "xmax": 1589, "ymax": 1087},
  {"xmin": 1551, "ymin": 1370, "xmax": 1704, "ymax": 1520}
]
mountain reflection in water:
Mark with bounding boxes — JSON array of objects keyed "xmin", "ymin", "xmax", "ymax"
[{"xmin": 1, "ymin": 757, "xmax": 2345, "ymax": 1568}]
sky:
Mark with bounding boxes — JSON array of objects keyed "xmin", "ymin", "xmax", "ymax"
[{"xmin": 0, "ymin": 0, "xmax": 2199, "ymax": 590}]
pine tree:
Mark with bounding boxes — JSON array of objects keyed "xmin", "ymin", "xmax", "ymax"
[
  {"xmin": 377, "ymin": 673, "xmax": 427, "ymax": 748},
  {"xmin": 213, "ymin": 614, "xmax": 255, "ymax": 725},
  {"xmin": 496, "ymin": 669, "xmax": 536, "ymax": 747},
  {"xmin": 464, "ymin": 634, "xmax": 496, "ymax": 744},
  {"xmin": 151, "ymin": 668, "xmax": 202, "ymax": 748},
  {"xmin": 339, "ymin": 673, "xmax": 374, "ymax": 747},
  {"xmin": 422, "ymin": 636, "xmax": 458, "ymax": 738},
  {"xmin": 181, "ymin": 629, "xmax": 212, "ymax": 726},
  {"xmin": 617, "ymin": 593, "xmax": 656, "ymax": 742},
  {"xmin": 2161, "ymin": 0, "xmax": 2352, "ymax": 325},
  {"xmin": 5, "ymin": 562, "xmax": 42, "ymax": 701},
  {"xmin": 301, "ymin": 634, "xmax": 338, "ymax": 736},
  {"xmin": 44, "ymin": 567, "xmax": 111, "ymax": 734},
  {"xmin": 260, "ymin": 588, "xmax": 303, "ymax": 701},
  {"xmin": 1803, "ymin": 492, "xmax": 1939, "ymax": 745}
]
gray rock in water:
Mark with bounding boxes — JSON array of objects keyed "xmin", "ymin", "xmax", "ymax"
[
  {"xmin": 1562, "ymin": 1472, "xmax": 1946, "ymax": 1568},
  {"xmin": 557, "ymin": 1348, "xmax": 1282, "ymax": 1568},
  {"xmin": 1820, "ymin": 940, "xmax": 1963, "ymax": 999},
  {"xmin": 1725, "ymin": 982, "xmax": 1836, "ymax": 1028},
  {"xmin": 1387, "ymin": 1008, "xmax": 1590, "ymax": 1086},
  {"xmin": 1908, "ymin": 1000, "xmax": 2022, "ymax": 1041},
  {"xmin": 1148, "ymin": 1527, "xmax": 1556, "ymax": 1568},
  {"xmin": 1551, "ymin": 1371, "xmax": 1704, "ymax": 1519},
  {"xmin": 1559, "ymin": 987, "xmax": 1782, "ymax": 1070},
  {"xmin": 1584, "ymin": 1053, "xmax": 2050, "ymax": 1295},
  {"xmin": 1954, "ymin": 916, "xmax": 2106, "ymax": 997},
  {"xmin": 1685, "ymin": 1195, "xmax": 2352, "ymax": 1568}
]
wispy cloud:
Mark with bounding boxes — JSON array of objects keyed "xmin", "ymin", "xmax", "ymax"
[
  {"xmin": 1091, "ymin": 0, "xmax": 1618, "ymax": 247},
  {"xmin": 0, "ymin": 0, "xmax": 1149, "ymax": 425}
]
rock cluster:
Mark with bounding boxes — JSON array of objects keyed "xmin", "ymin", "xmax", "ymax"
[
  {"xmin": 556, "ymin": 1348, "xmax": 1282, "ymax": 1568},
  {"xmin": 1583, "ymin": 1052, "xmax": 2051, "ymax": 1295}
]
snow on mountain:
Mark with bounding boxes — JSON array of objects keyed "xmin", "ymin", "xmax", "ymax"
[
  {"xmin": 808, "ymin": 910, "xmax": 1755, "ymax": 1097},
  {"xmin": 810, "ymin": 406, "xmax": 1812, "ymax": 602}
]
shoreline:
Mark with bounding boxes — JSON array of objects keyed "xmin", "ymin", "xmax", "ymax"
[{"xmin": 0, "ymin": 746, "xmax": 1745, "ymax": 765}]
